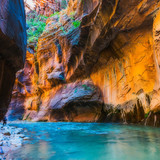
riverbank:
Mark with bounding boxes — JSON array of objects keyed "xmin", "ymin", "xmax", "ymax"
[{"xmin": 0, "ymin": 124, "xmax": 29, "ymax": 159}]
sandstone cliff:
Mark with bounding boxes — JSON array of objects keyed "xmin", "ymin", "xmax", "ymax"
[
  {"xmin": 8, "ymin": 0, "xmax": 160, "ymax": 126},
  {"xmin": 35, "ymin": 0, "xmax": 69, "ymax": 16},
  {"xmin": 0, "ymin": 0, "xmax": 27, "ymax": 120}
]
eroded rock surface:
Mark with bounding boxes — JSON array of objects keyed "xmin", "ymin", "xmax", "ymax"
[
  {"xmin": 48, "ymin": 80, "xmax": 103, "ymax": 122},
  {"xmin": 20, "ymin": 79, "xmax": 103, "ymax": 122},
  {"xmin": 35, "ymin": 0, "xmax": 69, "ymax": 16},
  {"xmin": 8, "ymin": 0, "xmax": 160, "ymax": 125}
]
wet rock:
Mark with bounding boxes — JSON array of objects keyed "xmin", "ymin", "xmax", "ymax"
[
  {"xmin": 10, "ymin": 139, "xmax": 22, "ymax": 147},
  {"xmin": 2, "ymin": 146, "xmax": 10, "ymax": 154},
  {"xmin": 144, "ymin": 111, "xmax": 160, "ymax": 127},
  {"xmin": 102, "ymin": 98, "xmax": 145, "ymax": 124},
  {"xmin": 23, "ymin": 137, "xmax": 30, "ymax": 140},
  {"xmin": 0, "ymin": 124, "xmax": 25, "ymax": 158},
  {"xmin": 101, "ymin": 96, "xmax": 160, "ymax": 127},
  {"xmin": 3, "ymin": 132, "xmax": 11, "ymax": 136},
  {"xmin": 18, "ymin": 134, "xmax": 25, "ymax": 138}
]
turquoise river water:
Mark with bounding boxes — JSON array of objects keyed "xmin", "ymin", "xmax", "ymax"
[{"xmin": 8, "ymin": 122, "xmax": 160, "ymax": 160}]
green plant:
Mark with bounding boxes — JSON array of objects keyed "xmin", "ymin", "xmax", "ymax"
[
  {"xmin": 70, "ymin": 11, "xmax": 75, "ymax": 17},
  {"xmin": 35, "ymin": 43, "xmax": 38, "ymax": 51},
  {"xmin": 60, "ymin": 26, "xmax": 66, "ymax": 34},
  {"xmin": 24, "ymin": 113, "xmax": 31, "ymax": 120},
  {"xmin": 50, "ymin": 11, "xmax": 60, "ymax": 17},
  {"xmin": 82, "ymin": 84, "xmax": 91, "ymax": 90},
  {"xmin": 72, "ymin": 20, "xmax": 81, "ymax": 28},
  {"xmin": 74, "ymin": 88, "xmax": 78, "ymax": 93},
  {"xmin": 145, "ymin": 112, "xmax": 150, "ymax": 118},
  {"xmin": 38, "ymin": 15, "xmax": 48, "ymax": 20},
  {"xmin": 64, "ymin": 85, "xmax": 67, "ymax": 89},
  {"xmin": 70, "ymin": 11, "xmax": 76, "ymax": 20},
  {"xmin": 27, "ymin": 12, "xmax": 48, "ymax": 44}
]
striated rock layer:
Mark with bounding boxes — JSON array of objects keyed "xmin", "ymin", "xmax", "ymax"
[
  {"xmin": 90, "ymin": 0, "xmax": 160, "ymax": 126},
  {"xmin": 0, "ymin": 0, "xmax": 27, "ymax": 120},
  {"xmin": 8, "ymin": 0, "xmax": 160, "ymax": 125},
  {"xmin": 35, "ymin": 0, "xmax": 69, "ymax": 16}
]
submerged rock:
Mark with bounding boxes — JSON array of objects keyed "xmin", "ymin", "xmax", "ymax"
[{"xmin": 3, "ymin": 132, "xmax": 11, "ymax": 136}]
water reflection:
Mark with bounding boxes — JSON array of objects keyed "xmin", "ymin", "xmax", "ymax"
[{"xmin": 8, "ymin": 122, "xmax": 160, "ymax": 160}]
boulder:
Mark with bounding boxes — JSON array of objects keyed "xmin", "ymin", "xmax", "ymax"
[
  {"xmin": 49, "ymin": 80, "xmax": 103, "ymax": 122},
  {"xmin": 3, "ymin": 132, "xmax": 11, "ymax": 136}
]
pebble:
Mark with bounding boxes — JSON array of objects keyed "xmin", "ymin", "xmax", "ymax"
[
  {"xmin": 3, "ymin": 132, "xmax": 11, "ymax": 136},
  {"xmin": 0, "ymin": 124, "xmax": 25, "ymax": 159},
  {"xmin": 23, "ymin": 137, "xmax": 29, "ymax": 140}
]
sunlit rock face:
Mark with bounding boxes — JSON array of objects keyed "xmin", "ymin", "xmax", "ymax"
[
  {"xmin": 89, "ymin": 0, "xmax": 160, "ymax": 126},
  {"xmin": 0, "ymin": 0, "xmax": 26, "ymax": 120},
  {"xmin": 35, "ymin": 0, "xmax": 69, "ymax": 16},
  {"xmin": 22, "ymin": 79, "xmax": 103, "ymax": 122},
  {"xmin": 8, "ymin": 0, "xmax": 160, "ymax": 125},
  {"xmin": 8, "ymin": 0, "xmax": 104, "ymax": 122}
]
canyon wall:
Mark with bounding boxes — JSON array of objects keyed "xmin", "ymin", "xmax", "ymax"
[
  {"xmin": 90, "ymin": 1, "xmax": 160, "ymax": 126},
  {"xmin": 35, "ymin": 0, "xmax": 69, "ymax": 16},
  {"xmin": 8, "ymin": 0, "xmax": 160, "ymax": 126},
  {"xmin": 0, "ymin": 0, "xmax": 27, "ymax": 120}
]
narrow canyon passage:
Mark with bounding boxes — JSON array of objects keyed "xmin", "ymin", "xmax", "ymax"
[
  {"xmin": 7, "ymin": 0, "xmax": 160, "ymax": 126},
  {"xmin": 1, "ymin": 0, "xmax": 160, "ymax": 159}
]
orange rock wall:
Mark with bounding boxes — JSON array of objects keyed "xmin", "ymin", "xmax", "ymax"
[
  {"xmin": 35, "ymin": 0, "xmax": 69, "ymax": 16},
  {"xmin": 91, "ymin": 26, "xmax": 155, "ymax": 109},
  {"xmin": 8, "ymin": 0, "xmax": 160, "ymax": 125}
]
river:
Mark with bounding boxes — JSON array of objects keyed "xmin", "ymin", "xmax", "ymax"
[{"xmin": 7, "ymin": 122, "xmax": 160, "ymax": 160}]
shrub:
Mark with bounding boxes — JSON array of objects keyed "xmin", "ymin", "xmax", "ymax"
[
  {"xmin": 82, "ymin": 84, "xmax": 92, "ymax": 90},
  {"xmin": 72, "ymin": 20, "xmax": 81, "ymax": 28},
  {"xmin": 50, "ymin": 11, "xmax": 60, "ymax": 18},
  {"xmin": 27, "ymin": 12, "xmax": 48, "ymax": 44},
  {"xmin": 145, "ymin": 112, "xmax": 150, "ymax": 118}
]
